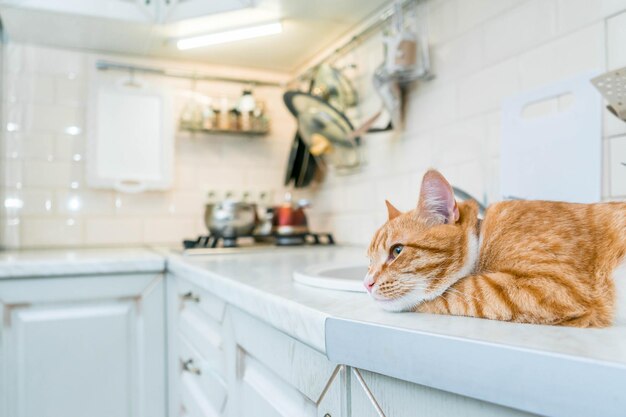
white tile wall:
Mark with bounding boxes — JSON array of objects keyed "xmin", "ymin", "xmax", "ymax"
[
  {"xmin": 3, "ymin": 1, "xmax": 626, "ymax": 248},
  {"xmin": 609, "ymin": 137, "xmax": 626, "ymax": 196},
  {"xmin": 305, "ymin": 0, "xmax": 626, "ymax": 245},
  {"xmin": 1, "ymin": 44, "xmax": 295, "ymax": 248}
]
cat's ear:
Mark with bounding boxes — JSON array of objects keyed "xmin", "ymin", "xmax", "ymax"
[
  {"xmin": 385, "ymin": 200, "xmax": 402, "ymax": 221},
  {"xmin": 417, "ymin": 170, "xmax": 459, "ymax": 225}
]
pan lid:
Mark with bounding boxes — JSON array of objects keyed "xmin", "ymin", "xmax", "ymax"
[{"xmin": 284, "ymin": 91, "xmax": 360, "ymax": 170}]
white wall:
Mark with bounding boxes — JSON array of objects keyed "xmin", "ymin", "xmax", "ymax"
[
  {"xmin": 2, "ymin": 0, "xmax": 626, "ymax": 249},
  {"xmin": 1, "ymin": 43, "xmax": 296, "ymax": 248},
  {"xmin": 305, "ymin": 0, "xmax": 626, "ymax": 245}
]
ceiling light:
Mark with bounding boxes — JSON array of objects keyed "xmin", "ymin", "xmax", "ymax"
[{"xmin": 177, "ymin": 21, "xmax": 283, "ymax": 50}]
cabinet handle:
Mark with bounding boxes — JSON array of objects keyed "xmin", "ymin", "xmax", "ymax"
[
  {"xmin": 181, "ymin": 291, "xmax": 200, "ymax": 303},
  {"xmin": 182, "ymin": 359, "xmax": 201, "ymax": 375},
  {"xmin": 621, "ymin": 162, "xmax": 626, "ymax": 166}
]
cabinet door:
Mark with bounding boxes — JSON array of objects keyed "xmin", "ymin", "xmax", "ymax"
[
  {"xmin": 0, "ymin": 0, "xmax": 156, "ymax": 22},
  {"xmin": 0, "ymin": 274, "xmax": 165, "ymax": 417},
  {"xmin": 225, "ymin": 306, "xmax": 341, "ymax": 417},
  {"xmin": 158, "ymin": 0, "xmax": 254, "ymax": 23},
  {"xmin": 351, "ymin": 368, "xmax": 539, "ymax": 417}
]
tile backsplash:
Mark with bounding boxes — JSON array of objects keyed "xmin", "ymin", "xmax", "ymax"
[
  {"xmin": 2, "ymin": 0, "xmax": 626, "ymax": 249},
  {"xmin": 1, "ymin": 44, "xmax": 296, "ymax": 248},
  {"xmin": 304, "ymin": 0, "xmax": 626, "ymax": 245}
]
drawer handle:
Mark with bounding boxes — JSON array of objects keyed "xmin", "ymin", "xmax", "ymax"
[
  {"xmin": 621, "ymin": 162, "xmax": 626, "ymax": 166},
  {"xmin": 182, "ymin": 359, "xmax": 201, "ymax": 375},
  {"xmin": 181, "ymin": 291, "xmax": 200, "ymax": 303}
]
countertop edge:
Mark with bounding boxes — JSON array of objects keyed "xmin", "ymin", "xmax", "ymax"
[
  {"xmin": 326, "ymin": 317, "xmax": 626, "ymax": 417},
  {"xmin": 0, "ymin": 249, "xmax": 167, "ymax": 279}
]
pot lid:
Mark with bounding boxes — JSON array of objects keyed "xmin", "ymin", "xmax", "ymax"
[
  {"xmin": 284, "ymin": 91, "xmax": 360, "ymax": 169},
  {"xmin": 310, "ymin": 63, "xmax": 358, "ymax": 111}
]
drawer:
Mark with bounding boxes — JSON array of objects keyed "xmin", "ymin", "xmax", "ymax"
[
  {"xmin": 229, "ymin": 307, "xmax": 338, "ymax": 404},
  {"xmin": 609, "ymin": 136, "xmax": 626, "ymax": 197},
  {"xmin": 177, "ymin": 279, "xmax": 226, "ymax": 324},
  {"xmin": 179, "ymin": 336, "xmax": 228, "ymax": 417},
  {"xmin": 179, "ymin": 307, "xmax": 225, "ymax": 374}
]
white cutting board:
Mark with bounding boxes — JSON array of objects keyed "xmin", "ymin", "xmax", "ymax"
[
  {"xmin": 87, "ymin": 74, "xmax": 174, "ymax": 193},
  {"xmin": 501, "ymin": 72, "xmax": 602, "ymax": 203}
]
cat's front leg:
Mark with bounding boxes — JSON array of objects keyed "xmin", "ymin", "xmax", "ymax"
[{"xmin": 415, "ymin": 272, "xmax": 600, "ymax": 327}]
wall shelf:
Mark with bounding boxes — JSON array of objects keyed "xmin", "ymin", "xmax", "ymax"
[{"xmin": 179, "ymin": 128, "xmax": 270, "ymax": 136}]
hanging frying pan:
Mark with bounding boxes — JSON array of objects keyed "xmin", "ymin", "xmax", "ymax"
[
  {"xmin": 284, "ymin": 91, "xmax": 361, "ymax": 170},
  {"xmin": 284, "ymin": 134, "xmax": 300, "ymax": 186}
]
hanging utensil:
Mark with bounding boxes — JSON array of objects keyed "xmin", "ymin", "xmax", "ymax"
[
  {"xmin": 310, "ymin": 63, "xmax": 358, "ymax": 111},
  {"xmin": 284, "ymin": 91, "xmax": 361, "ymax": 171},
  {"xmin": 284, "ymin": 135, "xmax": 300, "ymax": 186},
  {"xmin": 373, "ymin": 64, "xmax": 403, "ymax": 128}
]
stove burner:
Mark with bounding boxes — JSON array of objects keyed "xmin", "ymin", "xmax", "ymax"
[{"xmin": 183, "ymin": 232, "xmax": 334, "ymax": 250}]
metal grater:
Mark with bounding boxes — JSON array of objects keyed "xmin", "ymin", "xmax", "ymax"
[{"xmin": 591, "ymin": 66, "xmax": 626, "ymax": 122}]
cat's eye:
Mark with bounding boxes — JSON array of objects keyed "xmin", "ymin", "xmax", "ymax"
[{"xmin": 389, "ymin": 244, "xmax": 404, "ymax": 260}]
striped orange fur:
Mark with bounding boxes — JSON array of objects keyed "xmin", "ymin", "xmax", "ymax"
[{"xmin": 365, "ymin": 169, "xmax": 626, "ymax": 327}]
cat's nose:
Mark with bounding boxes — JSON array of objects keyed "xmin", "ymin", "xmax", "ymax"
[{"xmin": 364, "ymin": 274, "xmax": 376, "ymax": 292}]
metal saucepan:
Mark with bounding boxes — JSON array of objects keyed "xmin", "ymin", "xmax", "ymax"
[{"xmin": 204, "ymin": 201, "xmax": 258, "ymax": 238}]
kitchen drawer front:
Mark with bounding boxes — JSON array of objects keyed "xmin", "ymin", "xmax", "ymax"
[
  {"xmin": 179, "ymin": 337, "xmax": 228, "ymax": 417},
  {"xmin": 228, "ymin": 306, "xmax": 338, "ymax": 406},
  {"xmin": 351, "ymin": 369, "xmax": 539, "ymax": 417},
  {"xmin": 178, "ymin": 307, "xmax": 226, "ymax": 376},
  {"xmin": 609, "ymin": 135, "xmax": 626, "ymax": 197},
  {"xmin": 168, "ymin": 275, "xmax": 229, "ymax": 417},
  {"xmin": 177, "ymin": 278, "xmax": 226, "ymax": 324}
]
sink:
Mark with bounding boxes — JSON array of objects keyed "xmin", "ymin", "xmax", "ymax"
[{"xmin": 293, "ymin": 262, "xmax": 368, "ymax": 292}]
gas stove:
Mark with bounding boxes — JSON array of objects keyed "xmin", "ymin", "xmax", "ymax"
[{"xmin": 182, "ymin": 232, "xmax": 334, "ymax": 255}]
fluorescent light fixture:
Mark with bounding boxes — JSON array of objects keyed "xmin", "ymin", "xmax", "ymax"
[{"xmin": 177, "ymin": 21, "xmax": 282, "ymax": 50}]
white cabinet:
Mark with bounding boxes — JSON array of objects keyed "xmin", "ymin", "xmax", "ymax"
[
  {"xmin": 167, "ymin": 274, "xmax": 342, "ymax": 417},
  {"xmin": 167, "ymin": 275, "xmax": 230, "ymax": 417},
  {"xmin": 0, "ymin": 273, "xmax": 166, "ymax": 417},
  {"xmin": 226, "ymin": 307, "xmax": 341, "ymax": 417},
  {"xmin": 0, "ymin": 0, "xmax": 254, "ymax": 23},
  {"xmin": 159, "ymin": 0, "xmax": 254, "ymax": 23},
  {"xmin": 0, "ymin": 0, "xmax": 157, "ymax": 22},
  {"xmin": 350, "ymin": 369, "xmax": 538, "ymax": 417}
]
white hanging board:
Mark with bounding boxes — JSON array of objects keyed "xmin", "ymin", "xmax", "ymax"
[
  {"xmin": 501, "ymin": 72, "xmax": 602, "ymax": 203},
  {"xmin": 87, "ymin": 76, "xmax": 174, "ymax": 193}
]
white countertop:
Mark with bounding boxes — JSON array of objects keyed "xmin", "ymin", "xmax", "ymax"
[
  {"xmin": 167, "ymin": 246, "xmax": 626, "ymax": 366},
  {"xmin": 0, "ymin": 247, "xmax": 166, "ymax": 278},
  {"xmin": 166, "ymin": 246, "xmax": 365, "ymax": 352},
  {"xmin": 168, "ymin": 246, "xmax": 626, "ymax": 417},
  {"xmin": 4, "ymin": 245, "xmax": 624, "ymax": 365},
  {"xmin": 4, "ymin": 245, "xmax": 626, "ymax": 416}
]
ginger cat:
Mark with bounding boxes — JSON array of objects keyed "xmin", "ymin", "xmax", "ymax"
[{"xmin": 365, "ymin": 169, "xmax": 626, "ymax": 327}]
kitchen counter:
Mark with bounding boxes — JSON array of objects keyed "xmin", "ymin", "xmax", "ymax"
[
  {"xmin": 167, "ymin": 246, "xmax": 626, "ymax": 361},
  {"xmin": 167, "ymin": 246, "xmax": 626, "ymax": 417},
  {"xmin": 0, "ymin": 247, "xmax": 166, "ymax": 278},
  {"xmin": 3, "ymin": 246, "xmax": 625, "ymax": 416}
]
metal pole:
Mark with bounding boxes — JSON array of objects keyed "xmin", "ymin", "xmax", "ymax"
[{"xmin": 95, "ymin": 60, "xmax": 285, "ymax": 88}]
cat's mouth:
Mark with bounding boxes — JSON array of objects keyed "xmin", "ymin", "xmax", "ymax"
[{"xmin": 370, "ymin": 290, "xmax": 403, "ymax": 303}]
